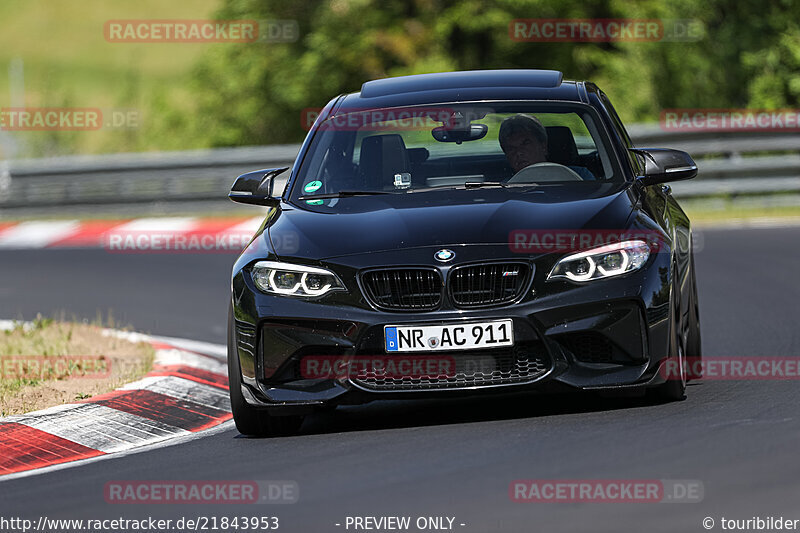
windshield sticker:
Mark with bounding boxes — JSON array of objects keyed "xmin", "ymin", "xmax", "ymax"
[{"xmin": 304, "ymin": 180, "xmax": 323, "ymax": 193}]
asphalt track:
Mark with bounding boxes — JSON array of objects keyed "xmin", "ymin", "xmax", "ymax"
[{"xmin": 1, "ymin": 225, "xmax": 800, "ymax": 532}]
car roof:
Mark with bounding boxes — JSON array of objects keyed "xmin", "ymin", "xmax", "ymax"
[{"xmin": 335, "ymin": 69, "xmax": 586, "ymax": 111}]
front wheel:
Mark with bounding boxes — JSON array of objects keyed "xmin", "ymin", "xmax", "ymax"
[
  {"xmin": 686, "ymin": 252, "xmax": 703, "ymax": 380},
  {"xmin": 227, "ymin": 306, "xmax": 304, "ymax": 437},
  {"xmin": 652, "ymin": 273, "xmax": 687, "ymax": 401}
]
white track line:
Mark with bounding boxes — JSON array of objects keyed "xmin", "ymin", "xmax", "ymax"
[
  {"xmin": 0, "ymin": 420, "xmax": 235, "ymax": 482},
  {"xmin": 0, "ymin": 221, "xmax": 81, "ymax": 248},
  {"xmin": 119, "ymin": 375, "xmax": 231, "ymax": 411},
  {"xmin": 109, "ymin": 217, "xmax": 199, "ymax": 232},
  {"xmin": 223, "ymin": 215, "xmax": 265, "ymax": 234},
  {"xmin": 103, "ymin": 330, "xmax": 227, "ymax": 360},
  {"xmin": 153, "ymin": 348, "xmax": 227, "ymax": 374},
  {"xmin": 4, "ymin": 404, "xmax": 191, "ymax": 453}
]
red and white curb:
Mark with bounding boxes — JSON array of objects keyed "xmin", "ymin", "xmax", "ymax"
[
  {"xmin": 0, "ymin": 216, "xmax": 263, "ymax": 250},
  {"xmin": 2, "ymin": 215, "xmax": 800, "ymax": 251},
  {"xmin": 0, "ymin": 324, "xmax": 231, "ymax": 477}
]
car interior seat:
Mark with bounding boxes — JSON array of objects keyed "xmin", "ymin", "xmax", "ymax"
[
  {"xmin": 545, "ymin": 126, "xmax": 580, "ymax": 167},
  {"xmin": 359, "ymin": 134, "xmax": 410, "ymax": 190}
]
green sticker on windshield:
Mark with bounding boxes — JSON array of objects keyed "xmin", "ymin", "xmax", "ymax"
[
  {"xmin": 304, "ymin": 180, "xmax": 323, "ymax": 193},
  {"xmin": 306, "ymin": 199, "xmax": 324, "ymax": 205}
]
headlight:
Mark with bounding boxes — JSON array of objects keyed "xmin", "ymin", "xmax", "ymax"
[
  {"xmin": 251, "ymin": 261, "xmax": 345, "ymax": 297},
  {"xmin": 547, "ymin": 240, "xmax": 650, "ymax": 282}
]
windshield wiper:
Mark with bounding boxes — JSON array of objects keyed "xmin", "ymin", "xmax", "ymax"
[
  {"xmin": 464, "ymin": 181, "xmax": 538, "ymax": 190},
  {"xmin": 300, "ymin": 183, "xmax": 537, "ymax": 199},
  {"xmin": 298, "ymin": 190, "xmax": 394, "ymax": 200},
  {"xmin": 464, "ymin": 181, "xmax": 507, "ymax": 189}
]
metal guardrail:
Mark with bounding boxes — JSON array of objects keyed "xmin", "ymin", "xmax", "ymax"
[
  {"xmin": 627, "ymin": 125, "xmax": 800, "ymax": 199},
  {"xmin": 0, "ymin": 145, "xmax": 298, "ymax": 209},
  {"xmin": 627, "ymin": 124, "xmax": 800, "ymax": 157},
  {"xmin": 1, "ymin": 126, "xmax": 799, "ymax": 216}
]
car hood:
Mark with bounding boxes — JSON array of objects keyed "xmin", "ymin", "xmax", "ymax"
[{"xmin": 268, "ymin": 186, "xmax": 638, "ymax": 261}]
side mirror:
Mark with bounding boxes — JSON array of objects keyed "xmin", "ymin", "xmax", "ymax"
[
  {"xmin": 229, "ymin": 167, "xmax": 289, "ymax": 206},
  {"xmin": 632, "ymin": 148, "xmax": 697, "ymax": 186}
]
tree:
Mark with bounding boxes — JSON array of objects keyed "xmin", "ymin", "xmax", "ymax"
[{"xmin": 157, "ymin": 0, "xmax": 800, "ymax": 148}]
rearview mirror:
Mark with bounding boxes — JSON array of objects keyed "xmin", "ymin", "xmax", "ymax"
[
  {"xmin": 431, "ymin": 123, "xmax": 488, "ymax": 144},
  {"xmin": 229, "ymin": 167, "xmax": 289, "ymax": 206},
  {"xmin": 633, "ymin": 148, "xmax": 697, "ymax": 186}
]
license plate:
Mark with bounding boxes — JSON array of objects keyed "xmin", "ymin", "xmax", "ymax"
[{"xmin": 385, "ymin": 320, "xmax": 514, "ymax": 352}]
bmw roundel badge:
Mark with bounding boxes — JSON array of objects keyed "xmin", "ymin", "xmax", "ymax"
[{"xmin": 434, "ymin": 249, "xmax": 455, "ymax": 262}]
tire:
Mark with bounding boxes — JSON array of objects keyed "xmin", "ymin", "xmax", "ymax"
[
  {"xmin": 653, "ymin": 268, "xmax": 687, "ymax": 401},
  {"xmin": 227, "ymin": 306, "xmax": 304, "ymax": 437},
  {"xmin": 685, "ymin": 252, "xmax": 703, "ymax": 381}
]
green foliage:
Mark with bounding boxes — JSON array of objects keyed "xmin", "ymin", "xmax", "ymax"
[
  {"xmin": 164, "ymin": 0, "xmax": 800, "ymax": 149},
  {"xmin": 6, "ymin": 0, "xmax": 800, "ymax": 154}
]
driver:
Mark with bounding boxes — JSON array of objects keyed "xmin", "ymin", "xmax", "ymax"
[{"xmin": 498, "ymin": 114, "xmax": 595, "ymax": 180}]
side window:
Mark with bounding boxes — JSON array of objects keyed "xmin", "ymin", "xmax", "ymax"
[{"xmin": 599, "ymin": 91, "xmax": 642, "ymax": 175}]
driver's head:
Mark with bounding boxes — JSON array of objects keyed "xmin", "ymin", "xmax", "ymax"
[{"xmin": 499, "ymin": 114, "xmax": 548, "ymax": 173}]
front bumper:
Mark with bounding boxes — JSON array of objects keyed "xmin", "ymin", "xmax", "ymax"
[{"xmin": 230, "ymin": 246, "xmax": 673, "ymax": 412}]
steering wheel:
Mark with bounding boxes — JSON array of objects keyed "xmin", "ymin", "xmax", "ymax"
[{"xmin": 507, "ymin": 162, "xmax": 583, "ymax": 183}]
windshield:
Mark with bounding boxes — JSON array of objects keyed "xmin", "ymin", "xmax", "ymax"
[{"xmin": 291, "ymin": 103, "xmax": 622, "ymax": 202}]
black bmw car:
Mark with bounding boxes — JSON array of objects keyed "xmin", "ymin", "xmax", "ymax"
[{"xmin": 227, "ymin": 69, "xmax": 702, "ymax": 436}]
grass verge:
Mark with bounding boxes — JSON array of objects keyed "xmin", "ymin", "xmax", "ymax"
[
  {"xmin": 684, "ymin": 204, "xmax": 800, "ymax": 225},
  {"xmin": 0, "ymin": 317, "xmax": 154, "ymax": 416}
]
